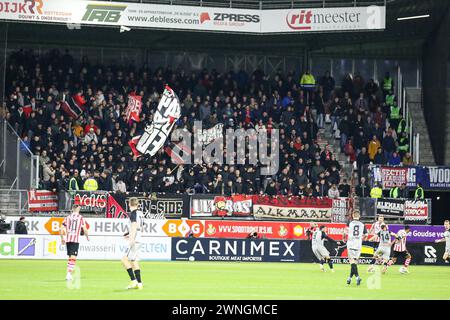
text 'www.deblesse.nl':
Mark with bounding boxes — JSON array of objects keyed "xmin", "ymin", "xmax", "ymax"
[{"xmin": 170, "ymin": 304, "xmax": 280, "ymax": 319}]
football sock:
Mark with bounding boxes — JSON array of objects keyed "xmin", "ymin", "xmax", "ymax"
[
  {"xmin": 387, "ymin": 259, "xmax": 394, "ymax": 266},
  {"xmin": 127, "ymin": 268, "xmax": 136, "ymax": 281},
  {"xmin": 67, "ymin": 258, "xmax": 76, "ymax": 274},
  {"xmin": 349, "ymin": 264, "xmax": 355, "ymax": 278},
  {"xmin": 404, "ymin": 258, "xmax": 411, "ymax": 268},
  {"xmin": 352, "ymin": 263, "xmax": 359, "ymax": 277},
  {"xmin": 327, "ymin": 259, "xmax": 333, "ymax": 269},
  {"xmin": 134, "ymin": 269, "xmax": 142, "ymax": 283},
  {"xmin": 320, "ymin": 259, "xmax": 325, "ymax": 266}
]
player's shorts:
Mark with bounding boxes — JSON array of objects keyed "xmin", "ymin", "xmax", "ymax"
[
  {"xmin": 392, "ymin": 250, "xmax": 410, "ymax": 259},
  {"xmin": 312, "ymin": 246, "xmax": 330, "ymax": 260},
  {"xmin": 374, "ymin": 246, "xmax": 391, "ymax": 260},
  {"xmin": 347, "ymin": 247, "xmax": 361, "ymax": 260},
  {"xmin": 444, "ymin": 247, "xmax": 450, "ymax": 255},
  {"xmin": 125, "ymin": 242, "xmax": 142, "ymax": 261},
  {"xmin": 66, "ymin": 242, "xmax": 79, "ymax": 256}
]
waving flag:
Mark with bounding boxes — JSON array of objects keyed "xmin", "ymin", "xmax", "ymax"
[
  {"xmin": 125, "ymin": 92, "xmax": 142, "ymax": 123},
  {"xmin": 129, "ymin": 85, "xmax": 181, "ymax": 157},
  {"xmin": 61, "ymin": 93, "xmax": 86, "ymax": 119}
]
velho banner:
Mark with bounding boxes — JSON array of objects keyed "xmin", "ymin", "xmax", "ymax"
[
  {"xmin": 371, "ymin": 165, "xmax": 450, "ymax": 190},
  {"xmin": 171, "ymin": 238, "xmax": 300, "ymax": 262},
  {"xmin": 0, "ymin": 0, "xmax": 384, "ymax": 34},
  {"xmin": 0, "ymin": 235, "xmax": 172, "ymax": 261},
  {"xmin": 73, "ymin": 191, "xmax": 108, "ymax": 214}
]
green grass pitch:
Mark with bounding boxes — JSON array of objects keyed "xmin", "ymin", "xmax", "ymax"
[{"xmin": 0, "ymin": 260, "xmax": 449, "ymax": 299}]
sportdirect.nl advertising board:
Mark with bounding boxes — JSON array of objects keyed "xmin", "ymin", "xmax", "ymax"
[{"xmin": 0, "ymin": 0, "xmax": 385, "ymax": 33}]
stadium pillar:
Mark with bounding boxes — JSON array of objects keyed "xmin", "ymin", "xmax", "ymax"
[
  {"xmin": 0, "ymin": 23, "xmax": 8, "ymax": 112},
  {"xmin": 422, "ymin": 6, "xmax": 450, "ymax": 165}
]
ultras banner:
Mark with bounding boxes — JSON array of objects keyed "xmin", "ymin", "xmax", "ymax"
[
  {"xmin": 106, "ymin": 192, "xmax": 189, "ymax": 219},
  {"xmin": 0, "ymin": 0, "xmax": 384, "ymax": 34},
  {"xmin": 253, "ymin": 195, "xmax": 332, "ymax": 221},
  {"xmin": 171, "ymin": 237, "xmax": 300, "ymax": 262},
  {"xmin": 371, "ymin": 165, "xmax": 450, "ymax": 190},
  {"xmin": 190, "ymin": 194, "xmax": 253, "ymax": 219}
]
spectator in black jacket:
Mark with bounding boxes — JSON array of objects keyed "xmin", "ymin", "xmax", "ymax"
[
  {"xmin": 356, "ymin": 147, "xmax": 371, "ymax": 179},
  {"xmin": 338, "ymin": 179, "xmax": 351, "ymax": 197},
  {"xmin": 15, "ymin": 217, "xmax": 28, "ymax": 234},
  {"xmin": 355, "ymin": 177, "xmax": 371, "ymax": 197},
  {"xmin": 99, "ymin": 170, "xmax": 113, "ymax": 191}
]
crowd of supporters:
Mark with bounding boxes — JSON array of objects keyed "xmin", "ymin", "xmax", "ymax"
[{"xmin": 2, "ymin": 48, "xmax": 412, "ymax": 197}]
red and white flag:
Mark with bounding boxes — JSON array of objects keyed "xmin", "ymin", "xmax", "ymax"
[
  {"xmin": 28, "ymin": 190, "xmax": 58, "ymax": 212},
  {"xmin": 126, "ymin": 92, "xmax": 142, "ymax": 123}
]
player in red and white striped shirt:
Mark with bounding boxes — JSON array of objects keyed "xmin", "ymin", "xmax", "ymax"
[
  {"xmin": 387, "ymin": 225, "xmax": 412, "ymax": 273},
  {"xmin": 60, "ymin": 205, "xmax": 89, "ymax": 281}
]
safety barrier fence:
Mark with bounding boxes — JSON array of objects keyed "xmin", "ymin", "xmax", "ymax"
[{"xmin": 1, "ymin": 189, "xmax": 432, "ymax": 224}]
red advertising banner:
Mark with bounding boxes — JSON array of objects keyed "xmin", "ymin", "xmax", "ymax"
[
  {"xmin": 380, "ymin": 166, "xmax": 408, "ymax": 188},
  {"xmin": 253, "ymin": 195, "xmax": 332, "ymax": 220},
  {"xmin": 27, "ymin": 190, "xmax": 58, "ymax": 212},
  {"xmin": 203, "ymin": 220, "xmax": 355, "ymax": 241},
  {"xmin": 404, "ymin": 200, "xmax": 428, "ymax": 223},
  {"xmin": 204, "ymin": 220, "xmax": 293, "ymax": 239},
  {"xmin": 212, "ymin": 195, "xmax": 253, "ymax": 217}
]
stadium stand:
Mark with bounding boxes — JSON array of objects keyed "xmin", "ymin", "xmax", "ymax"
[{"xmin": 3, "ymin": 48, "xmax": 409, "ymax": 197}]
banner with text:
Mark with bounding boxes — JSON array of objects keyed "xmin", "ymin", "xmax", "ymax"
[
  {"xmin": 253, "ymin": 196, "xmax": 332, "ymax": 221},
  {"xmin": 3, "ymin": 216, "xmax": 204, "ymax": 238},
  {"xmin": 106, "ymin": 192, "xmax": 189, "ymax": 219},
  {"xmin": 27, "ymin": 190, "xmax": 58, "ymax": 212},
  {"xmin": 0, "ymin": 0, "xmax": 384, "ymax": 34},
  {"xmin": 171, "ymin": 237, "xmax": 300, "ymax": 262},
  {"xmin": 0, "ymin": 235, "xmax": 171, "ymax": 260},
  {"xmin": 371, "ymin": 165, "xmax": 450, "ymax": 190}
]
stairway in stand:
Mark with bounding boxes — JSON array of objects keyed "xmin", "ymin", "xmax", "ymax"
[
  {"xmin": 0, "ymin": 177, "xmax": 21, "ymax": 216},
  {"xmin": 316, "ymin": 120, "xmax": 355, "ymax": 189}
]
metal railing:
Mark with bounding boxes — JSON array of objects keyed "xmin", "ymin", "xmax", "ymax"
[
  {"xmin": 0, "ymin": 120, "xmax": 39, "ymax": 190},
  {"xmin": 397, "ymin": 66, "xmax": 420, "ymax": 164}
]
